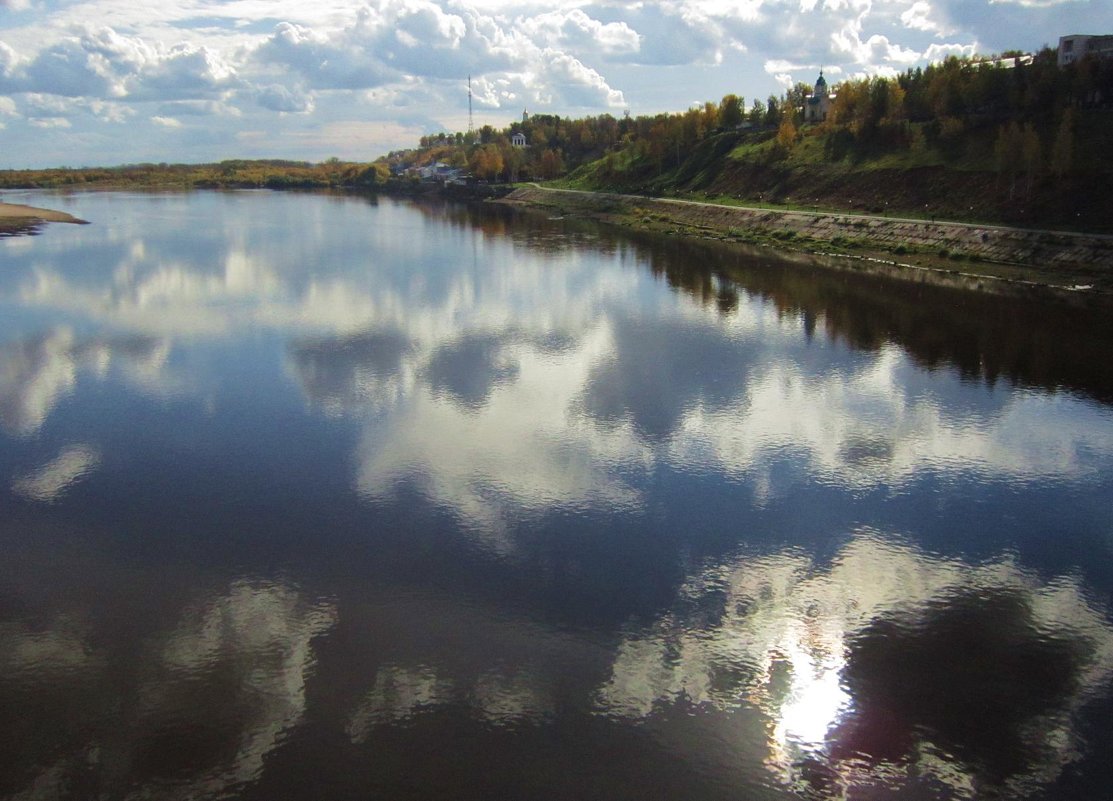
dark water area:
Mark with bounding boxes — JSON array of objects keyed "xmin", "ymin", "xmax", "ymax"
[{"xmin": 2, "ymin": 190, "xmax": 1112, "ymax": 801}]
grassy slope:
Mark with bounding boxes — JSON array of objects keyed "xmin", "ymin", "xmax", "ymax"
[{"xmin": 563, "ymin": 111, "xmax": 1113, "ymax": 234}]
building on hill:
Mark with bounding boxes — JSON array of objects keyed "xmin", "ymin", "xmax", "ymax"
[
  {"xmin": 971, "ymin": 53, "xmax": 1033, "ymax": 69},
  {"xmin": 511, "ymin": 132, "xmax": 527, "ymax": 148},
  {"xmin": 803, "ymin": 71, "xmax": 833, "ymax": 124},
  {"xmin": 1058, "ymin": 34, "xmax": 1113, "ymax": 66}
]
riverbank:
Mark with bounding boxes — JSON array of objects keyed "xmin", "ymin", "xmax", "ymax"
[
  {"xmin": 499, "ymin": 186, "xmax": 1113, "ymax": 296},
  {"xmin": 0, "ymin": 201, "xmax": 88, "ymax": 235}
]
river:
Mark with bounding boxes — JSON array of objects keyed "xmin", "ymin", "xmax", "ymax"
[{"xmin": 2, "ymin": 189, "xmax": 1112, "ymax": 800}]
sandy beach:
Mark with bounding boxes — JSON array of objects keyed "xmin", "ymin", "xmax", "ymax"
[{"xmin": 0, "ymin": 201, "xmax": 88, "ymax": 234}]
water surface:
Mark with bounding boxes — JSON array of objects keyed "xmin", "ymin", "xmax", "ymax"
[{"xmin": 2, "ymin": 190, "xmax": 1113, "ymax": 800}]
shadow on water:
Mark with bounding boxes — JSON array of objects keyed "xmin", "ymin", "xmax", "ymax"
[
  {"xmin": 417, "ymin": 198, "xmax": 1113, "ymax": 406},
  {"xmin": 838, "ymin": 591, "xmax": 1090, "ymax": 792}
]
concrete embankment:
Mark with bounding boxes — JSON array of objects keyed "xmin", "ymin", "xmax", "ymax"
[{"xmin": 501, "ymin": 186, "xmax": 1113, "ymax": 294}]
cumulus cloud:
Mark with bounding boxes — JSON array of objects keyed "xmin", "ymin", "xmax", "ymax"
[
  {"xmin": 253, "ymin": 2, "xmax": 518, "ymax": 89},
  {"xmin": 21, "ymin": 93, "xmax": 133, "ymax": 124},
  {"xmin": 131, "ymin": 42, "xmax": 237, "ymax": 100},
  {"xmin": 254, "ymin": 21, "xmax": 394, "ymax": 90},
  {"xmin": 610, "ymin": 3, "xmax": 724, "ymax": 66},
  {"xmin": 151, "ymin": 115, "xmax": 182, "ymax": 127},
  {"xmin": 519, "ymin": 9, "xmax": 641, "ymax": 57},
  {"xmin": 248, "ymin": 2, "xmax": 628, "ymax": 111},
  {"xmin": 901, "ymin": 1, "xmax": 947, "ymax": 34},
  {"xmin": 0, "ymin": 40, "xmax": 20, "ymax": 78},
  {"xmin": 21, "ymin": 27, "xmax": 154, "ymax": 97},
  {"xmin": 2, "ymin": 24, "xmax": 242, "ymax": 105},
  {"xmin": 832, "ymin": 27, "xmax": 921, "ymax": 69},
  {"xmin": 924, "ymin": 41, "xmax": 978, "ymax": 61},
  {"xmin": 532, "ymin": 49, "xmax": 626, "ymax": 108},
  {"xmin": 256, "ymin": 82, "xmax": 315, "ymax": 113},
  {"xmin": 0, "ymin": 0, "xmax": 1089, "ymax": 163}
]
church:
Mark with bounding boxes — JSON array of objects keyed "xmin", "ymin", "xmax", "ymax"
[{"xmin": 803, "ymin": 71, "xmax": 833, "ymax": 124}]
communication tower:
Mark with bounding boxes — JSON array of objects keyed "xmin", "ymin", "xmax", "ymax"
[{"xmin": 468, "ymin": 75, "xmax": 475, "ymax": 135}]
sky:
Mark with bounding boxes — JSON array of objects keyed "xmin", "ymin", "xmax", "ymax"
[{"xmin": 0, "ymin": 0, "xmax": 1109, "ymax": 168}]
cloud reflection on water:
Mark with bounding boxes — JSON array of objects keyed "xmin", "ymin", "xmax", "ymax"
[
  {"xmin": 12, "ymin": 443, "xmax": 100, "ymax": 502},
  {"xmin": 596, "ymin": 532, "xmax": 1113, "ymax": 799},
  {"xmin": 0, "ymin": 579, "xmax": 336, "ymax": 801},
  {"xmin": 0, "ymin": 328, "xmax": 172, "ymax": 436},
  {"xmin": 289, "ymin": 311, "xmax": 1113, "ymax": 541},
  {"xmin": 1, "ymin": 534, "xmax": 1109, "ymax": 800},
  {"xmin": 2, "ymin": 193, "xmax": 1112, "ymax": 800},
  {"xmin": 6, "ymin": 198, "xmax": 1112, "ymax": 524}
]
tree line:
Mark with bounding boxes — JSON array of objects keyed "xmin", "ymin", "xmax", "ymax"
[
  {"xmin": 3, "ymin": 46, "xmax": 1107, "ymax": 194},
  {"xmin": 390, "ymin": 45, "xmax": 1111, "ymax": 185}
]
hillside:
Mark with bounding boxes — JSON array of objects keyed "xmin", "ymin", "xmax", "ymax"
[{"xmin": 560, "ymin": 111, "xmax": 1113, "ymax": 233}]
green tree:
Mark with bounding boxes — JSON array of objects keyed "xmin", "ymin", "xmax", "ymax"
[
  {"xmin": 719, "ymin": 94, "xmax": 744, "ymax": 128},
  {"xmin": 748, "ymin": 98, "xmax": 765, "ymax": 126},
  {"xmin": 765, "ymin": 94, "xmax": 782, "ymax": 127}
]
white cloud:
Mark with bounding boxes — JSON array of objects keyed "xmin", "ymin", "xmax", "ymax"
[
  {"xmin": 256, "ymin": 82, "xmax": 315, "ymax": 113},
  {"xmin": 151, "ymin": 114, "xmax": 182, "ymax": 127},
  {"xmin": 20, "ymin": 93, "xmax": 133, "ymax": 124},
  {"xmin": 86, "ymin": 98, "xmax": 133, "ymax": 122},
  {"xmin": 987, "ymin": 0, "xmax": 1081, "ymax": 6},
  {"xmin": 520, "ymin": 9, "xmax": 641, "ymax": 57},
  {"xmin": 29, "ymin": 116, "xmax": 72, "ymax": 128},
  {"xmin": 611, "ymin": 3, "xmax": 724, "ymax": 66},
  {"xmin": 832, "ymin": 27, "xmax": 921, "ymax": 68},
  {"xmin": 155, "ymin": 98, "xmax": 241, "ymax": 117},
  {"xmin": 0, "ymin": 39, "xmax": 21, "ymax": 78},
  {"xmin": 924, "ymin": 41, "xmax": 978, "ymax": 62},
  {"xmin": 901, "ymin": 1, "xmax": 945, "ymax": 34},
  {"xmin": 532, "ymin": 49, "xmax": 626, "ymax": 108},
  {"xmin": 1, "ymin": 0, "xmax": 1109, "ymax": 165},
  {"xmin": 131, "ymin": 42, "xmax": 237, "ymax": 100},
  {"xmin": 763, "ymin": 58, "xmax": 809, "ymax": 74},
  {"xmin": 22, "ymin": 26, "xmax": 155, "ymax": 97},
  {"xmin": 254, "ymin": 21, "xmax": 393, "ymax": 90}
]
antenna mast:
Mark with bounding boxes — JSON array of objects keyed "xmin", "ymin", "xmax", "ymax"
[{"xmin": 467, "ymin": 75, "xmax": 475, "ymax": 135}]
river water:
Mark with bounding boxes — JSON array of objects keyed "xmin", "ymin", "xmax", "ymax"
[{"xmin": 2, "ymin": 190, "xmax": 1113, "ymax": 800}]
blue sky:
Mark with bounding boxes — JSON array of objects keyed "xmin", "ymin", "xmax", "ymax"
[{"xmin": 1, "ymin": 0, "xmax": 1109, "ymax": 167}]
